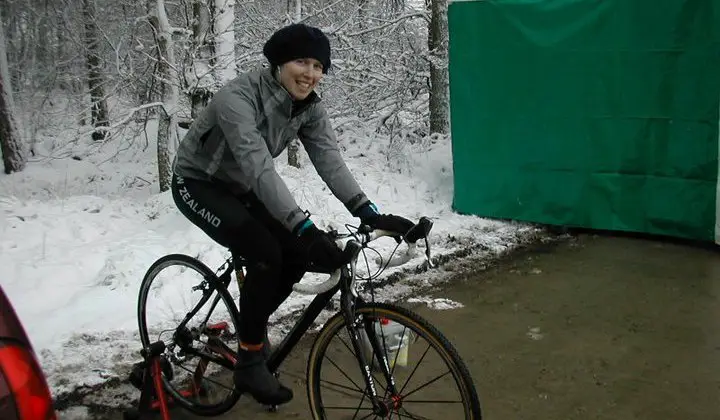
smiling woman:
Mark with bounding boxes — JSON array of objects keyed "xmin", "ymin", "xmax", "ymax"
[{"xmin": 170, "ymin": 21, "xmax": 415, "ymax": 407}]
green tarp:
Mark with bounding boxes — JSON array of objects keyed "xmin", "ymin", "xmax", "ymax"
[{"xmin": 448, "ymin": 0, "xmax": 720, "ymax": 242}]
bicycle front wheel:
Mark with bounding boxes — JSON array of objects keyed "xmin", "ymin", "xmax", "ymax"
[
  {"xmin": 307, "ymin": 302, "xmax": 482, "ymax": 419},
  {"xmin": 137, "ymin": 254, "xmax": 241, "ymax": 416}
]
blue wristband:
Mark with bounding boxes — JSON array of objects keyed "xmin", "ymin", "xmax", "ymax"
[
  {"xmin": 296, "ymin": 219, "xmax": 314, "ymax": 236},
  {"xmin": 355, "ymin": 202, "xmax": 379, "ymax": 220}
]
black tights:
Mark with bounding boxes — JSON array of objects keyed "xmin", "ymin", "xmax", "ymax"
[{"xmin": 171, "ymin": 173, "xmax": 306, "ymax": 344}]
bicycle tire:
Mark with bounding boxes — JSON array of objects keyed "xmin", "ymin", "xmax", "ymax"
[
  {"xmin": 306, "ymin": 302, "xmax": 482, "ymax": 419},
  {"xmin": 137, "ymin": 253, "xmax": 242, "ymax": 416}
]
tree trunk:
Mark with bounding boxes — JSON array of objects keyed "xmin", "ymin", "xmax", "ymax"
[
  {"xmin": 157, "ymin": 111, "xmax": 173, "ymax": 192},
  {"xmin": 294, "ymin": 0, "xmax": 301, "ymax": 22},
  {"xmin": 357, "ymin": 0, "xmax": 368, "ymax": 40},
  {"xmin": 213, "ymin": 0, "xmax": 237, "ymax": 84},
  {"xmin": 0, "ymin": 11, "xmax": 26, "ymax": 174},
  {"xmin": 287, "ymin": 0, "xmax": 302, "ymax": 168},
  {"xmin": 287, "ymin": 140, "xmax": 300, "ymax": 167},
  {"xmin": 82, "ymin": 0, "xmax": 109, "ymax": 140},
  {"xmin": 37, "ymin": 14, "xmax": 49, "ymax": 65},
  {"xmin": 150, "ymin": 0, "xmax": 181, "ymax": 192},
  {"xmin": 190, "ymin": 0, "xmax": 213, "ymax": 118},
  {"xmin": 428, "ymin": 0, "xmax": 449, "ymax": 135}
]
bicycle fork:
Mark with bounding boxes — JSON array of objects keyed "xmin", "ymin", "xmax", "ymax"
[{"xmin": 342, "ymin": 305, "xmax": 402, "ymax": 416}]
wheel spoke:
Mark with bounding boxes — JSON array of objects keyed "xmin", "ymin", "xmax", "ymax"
[
  {"xmin": 319, "ymin": 378, "xmax": 366, "ymax": 398},
  {"xmin": 398, "ymin": 371, "xmax": 453, "ymax": 401},
  {"xmin": 323, "ymin": 405, "xmax": 375, "ymax": 411},
  {"xmin": 396, "ymin": 408, "xmax": 435, "ymax": 420},
  {"xmin": 323, "ymin": 354, "xmax": 366, "ymax": 393},
  {"xmin": 397, "ymin": 341, "xmax": 433, "ymax": 396},
  {"xmin": 401, "ymin": 399, "xmax": 465, "ymax": 404},
  {"xmin": 352, "ymin": 389, "xmax": 371, "ymax": 419},
  {"xmin": 172, "ymin": 362, "xmax": 234, "ymax": 393}
]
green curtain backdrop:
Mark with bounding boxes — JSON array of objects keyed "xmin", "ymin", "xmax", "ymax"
[{"xmin": 448, "ymin": 0, "xmax": 720, "ymax": 242}]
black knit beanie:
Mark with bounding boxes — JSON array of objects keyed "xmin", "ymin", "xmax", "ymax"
[{"xmin": 263, "ymin": 23, "xmax": 331, "ymax": 74}]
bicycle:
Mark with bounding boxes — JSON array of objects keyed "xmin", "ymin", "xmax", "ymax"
[{"xmin": 136, "ymin": 216, "xmax": 482, "ymax": 419}]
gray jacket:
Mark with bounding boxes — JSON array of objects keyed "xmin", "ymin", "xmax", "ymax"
[{"xmin": 173, "ymin": 68, "xmax": 369, "ymax": 232}]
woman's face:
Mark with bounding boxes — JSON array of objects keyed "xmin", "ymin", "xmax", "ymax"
[{"xmin": 279, "ymin": 58, "xmax": 324, "ymax": 100}]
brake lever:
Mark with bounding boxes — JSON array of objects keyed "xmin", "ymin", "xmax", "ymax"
[{"xmin": 358, "ymin": 223, "xmax": 372, "ymax": 235}]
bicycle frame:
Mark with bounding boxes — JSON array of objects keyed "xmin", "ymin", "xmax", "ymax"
[
  {"xmin": 174, "ymin": 241, "xmax": 402, "ymax": 413},
  {"xmin": 176, "ymin": 213, "xmax": 442, "ymax": 411}
]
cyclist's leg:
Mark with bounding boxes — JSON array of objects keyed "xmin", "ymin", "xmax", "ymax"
[
  {"xmin": 237, "ymin": 191, "xmax": 307, "ymax": 314},
  {"xmin": 272, "ymin": 264, "xmax": 305, "ymax": 310},
  {"xmin": 171, "ymin": 174, "xmax": 293, "ymax": 405},
  {"xmin": 172, "ymin": 174, "xmax": 285, "ymax": 340}
]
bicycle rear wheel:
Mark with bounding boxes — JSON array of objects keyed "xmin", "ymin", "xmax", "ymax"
[
  {"xmin": 137, "ymin": 254, "xmax": 241, "ymax": 416},
  {"xmin": 307, "ymin": 302, "xmax": 482, "ymax": 419}
]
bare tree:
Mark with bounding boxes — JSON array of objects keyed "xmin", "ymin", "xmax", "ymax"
[
  {"xmin": 428, "ymin": 0, "xmax": 448, "ymax": 135},
  {"xmin": 0, "ymin": 11, "xmax": 26, "ymax": 174},
  {"xmin": 184, "ymin": 0, "xmax": 237, "ymax": 118},
  {"xmin": 189, "ymin": 0, "xmax": 214, "ymax": 118},
  {"xmin": 148, "ymin": 0, "xmax": 182, "ymax": 191},
  {"xmin": 213, "ymin": 0, "xmax": 237, "ymax": 84},
  {"xmin": 286, "ymin": 0, "xmax": 302, "ymax": 168},
  {"xmin": 82, "ymin": 0, "xmax": 110, "ymax": 140}
]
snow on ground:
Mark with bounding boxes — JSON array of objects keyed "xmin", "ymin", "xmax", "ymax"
[
  {"xmin": 0, "ymin": 116, "xmax": 542, "ymax": 405},
  {"xmin": 407, "ymin": 296, "xmax": 465, "ymax": 310}
]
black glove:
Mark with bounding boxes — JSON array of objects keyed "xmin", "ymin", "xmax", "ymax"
[
  {"xmin": 363, "ymin": 213, "xmax": 414, "ymax": 236},
  {"xmin": 353, "ymin": 202, "xmax": 414, "ymax": 237},
  {"xmin": 296, "ymin": 221, "xmax": 347, "ymax": 273}
]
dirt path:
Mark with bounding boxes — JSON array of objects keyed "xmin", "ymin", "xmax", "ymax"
[{"xmin": 94, "ymin": 234, "xmax": 720, "ymax": 419}]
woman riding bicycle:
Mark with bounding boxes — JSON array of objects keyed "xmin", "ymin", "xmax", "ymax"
[{"xmin": 170, "ymin": 23, "xmax": 413, "ymax": 406}]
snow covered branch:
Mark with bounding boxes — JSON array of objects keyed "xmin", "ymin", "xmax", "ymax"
[
  {"xmin": 88, "ymin": 102, "xmax": 168, "ymax": 135},
  {"xmin": 344, "ymin": 12, "xmax": 427, "ymax": 37}
]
